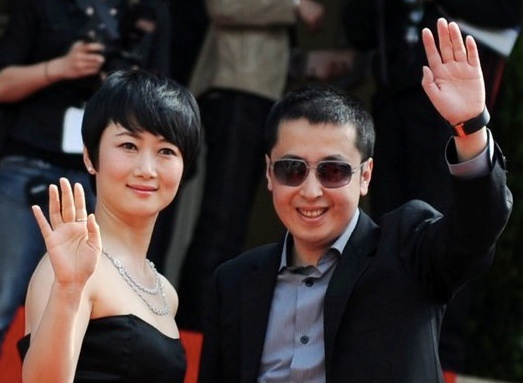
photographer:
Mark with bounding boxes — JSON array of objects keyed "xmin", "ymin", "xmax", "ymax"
[{"xmin": 0, "ymin": 0, "xmax": 171, "ymax": 353}]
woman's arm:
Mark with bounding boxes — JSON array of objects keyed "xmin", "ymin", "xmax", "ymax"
[{"xmin": 22, "ymin": 179, "xmax": 101, "ymax": 383}]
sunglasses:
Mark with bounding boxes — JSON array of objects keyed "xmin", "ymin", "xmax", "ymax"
[{"xmin": 270, "ymin": 159, "xmax": 365, "ymax": 188}]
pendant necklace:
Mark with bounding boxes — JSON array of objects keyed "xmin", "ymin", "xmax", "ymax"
[{"xmin": 102, "ymin": 248, "xmax": 170, "ymax": 316}]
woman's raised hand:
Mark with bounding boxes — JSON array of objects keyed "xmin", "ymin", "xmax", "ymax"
[{"xmin": 32, "ymin": 178, "xmax": 101, "ymax": 288}]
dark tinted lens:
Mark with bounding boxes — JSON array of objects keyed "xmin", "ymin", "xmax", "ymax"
[
  {"xmin": 317, "ymin": 162, "xmax": 353, "ymax": 188},
  {"xmin": 273, "ymin": 160, "xmax": 307, "ymax": 186}
]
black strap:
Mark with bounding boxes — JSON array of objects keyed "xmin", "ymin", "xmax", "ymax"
[{"xmin": 451, "ymin": 107, "xmax": 490, "ymax": 138}]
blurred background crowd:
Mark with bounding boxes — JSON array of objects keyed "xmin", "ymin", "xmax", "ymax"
[{"xmin": 0, "ymin": 0, "xmax": 522, "ymax": 382}]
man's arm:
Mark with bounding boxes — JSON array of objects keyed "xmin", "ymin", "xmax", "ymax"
[
  {"xmin": 419, "ymin": 19, "xmax": 512, "ymax": 289},
  {"xmin": 421, "ymin": 18, "xmax": 487, "ymax": 162}
]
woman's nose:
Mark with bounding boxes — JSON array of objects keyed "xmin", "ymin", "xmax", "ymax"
[{"xmin": 134, "ymin": 153, "xmax": 158, "ymax": 178}]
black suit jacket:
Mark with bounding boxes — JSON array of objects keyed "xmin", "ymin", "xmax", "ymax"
[{"xmin": 198, "ymin": 145, "xmax": 512, "ymax": 383}]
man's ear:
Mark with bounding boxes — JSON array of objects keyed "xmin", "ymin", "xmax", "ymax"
[
  {"xmin": 265, "ymin": 154, "xmax": 273, "ymax": 192},
  {"xmin": 360, "ymin": 157, "xmax": 373, "ymax": 196}
]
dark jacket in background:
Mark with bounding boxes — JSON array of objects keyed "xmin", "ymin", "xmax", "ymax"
[{"xmin": 344, "ymin": 0, "xmax": 522, "ymax": 107}]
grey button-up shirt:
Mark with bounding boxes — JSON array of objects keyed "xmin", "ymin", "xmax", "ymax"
[{"xmin": 258, "ymin": 210, "xmax": 360, "ymax": 383}]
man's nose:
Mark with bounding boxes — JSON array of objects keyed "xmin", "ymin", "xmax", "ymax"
[{"xmin": 299, "ymin": 170, "xmax": 323, "ymax": 199}]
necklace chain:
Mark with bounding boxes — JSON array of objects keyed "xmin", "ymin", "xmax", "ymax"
[{"xmin": 102, "ymin": 249, "xmax": 169, "ymax": 316}]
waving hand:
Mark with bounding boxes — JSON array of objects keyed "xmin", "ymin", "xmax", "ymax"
[
  {"xmin": 421, "ymin": 18, "xmax": 485, "ymax": 126},
  {"xmin": 32, "ymin": 178, "xmax": 101, "ymax": 288}
]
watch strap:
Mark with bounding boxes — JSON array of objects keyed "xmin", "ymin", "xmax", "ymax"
[{"xmin": 452, "ymin": 107, "xmax": 490, "ymax": 138}]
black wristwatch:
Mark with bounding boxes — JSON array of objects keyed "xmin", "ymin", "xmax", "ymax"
[{"xmin": 451, "ymin": 107, "xmax": 490, "ymax": 138}]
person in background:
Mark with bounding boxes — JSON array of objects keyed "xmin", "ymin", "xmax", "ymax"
[
  {"xmin": 197, "ymin": 19, "xmax": 512, "ymax": 383},
  {"xmin": 176, "ymin": 0, "xmax": 326, "ymax": 332},
  {"xmin": 0, "ymin": 0, "xmax": 9, "ymax": 36},
  {"xmin": 0, "ymin": 0, "xmax": 172, "ymax": 353},
  {"xmin": 19, "ymin": 69, "xmax": 201, "ymax": 383},
  {"xmin": 146, "ymin": 0, "xmax": 209, "ymax": 274},
  {"xmin": 169, "ymin": 0, "xmax": 208, "ymax": 88},
  {"xmin": 343, "ymin": 0, "xmax": 522, "ymax": 375}
]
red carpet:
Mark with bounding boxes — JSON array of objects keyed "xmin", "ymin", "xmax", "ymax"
[{"xmin": 0, "ymin": 307, "xmax": 24, "ymax": 383}]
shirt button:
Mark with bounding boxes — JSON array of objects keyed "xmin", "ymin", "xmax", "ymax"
[
  {"xmin": 300, "ymin": 335, "xmax": 309, "ymax": 344},
  {"xmin": 305, "ymin": 278, "xmax": 314, "ymax": 287}
]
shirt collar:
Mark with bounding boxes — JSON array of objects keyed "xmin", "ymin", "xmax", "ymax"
[{"xmin": 279, "ymin": 208, "xmax": 361, "ymax": 270}]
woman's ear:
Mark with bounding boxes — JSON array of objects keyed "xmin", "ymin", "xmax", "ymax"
[{"xmin": 83, "ymin": 148, "xmax": 95, "ymax": 174}]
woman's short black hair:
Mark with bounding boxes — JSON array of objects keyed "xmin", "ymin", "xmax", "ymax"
[{"xmin": 82, "ymin": 69, "xmax": 201, "ymax": 177}]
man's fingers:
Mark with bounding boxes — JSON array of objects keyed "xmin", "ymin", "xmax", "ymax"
[
  {"xmin": 437, "ymin": 18, "xmax": 454, "ymax": 63},
  {"xmin": 422, "ymin": 27, "xmax": 441, "ymax": 69},
  {"xmin": 465, "ymin": 35, "xmax": 481, "ymax": 68},
  {"xmin": 449, "ymin": 22, "xmax": 467, "ymax": 62}
]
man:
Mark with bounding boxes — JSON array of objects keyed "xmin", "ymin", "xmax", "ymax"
[{"xmin": 198, "ymin": 19, "xmax": 512, "ymax": 383}]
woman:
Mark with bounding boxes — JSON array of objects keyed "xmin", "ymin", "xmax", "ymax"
[
  {"xmin": 18, "ymin": 69, "xmax": 201, "ymax": 383},
  {"xmin": 0, "ymin": 0, "xmax": 172, "ymax": 349}
]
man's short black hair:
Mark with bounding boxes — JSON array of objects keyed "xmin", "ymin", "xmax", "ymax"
[{"xmin": 265, "ymin": 84, "xmax": 375, "ymax": 161}]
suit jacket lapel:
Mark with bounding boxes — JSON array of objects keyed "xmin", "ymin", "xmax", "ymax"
[
  {"xmin": 324, "ymin": 211, "xmax": 379, "ymax": 373},
  {"xmin": 239, "ymin": 243, "xmax": 282, "ymax": 383}
]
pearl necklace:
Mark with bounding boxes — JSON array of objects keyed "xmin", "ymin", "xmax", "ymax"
[{"xmin": 102, "ymin": 249, "xmax": 170, "ymax": 316}]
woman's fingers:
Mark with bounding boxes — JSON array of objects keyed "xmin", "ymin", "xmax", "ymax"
[
  {"xmin": 58, "ymin": 178, "xmax": 89, "ymax": 223},
  {"xmin": 48, "ymin": 184, "xmax": 62, "ymax": 229},
  {"xmin": 32, "ymin": 205, "xmax": 53, "ymax": 239},
  {"xmin": 86, "ymin": 214, "xmax": 102, "ymax": 251},
  {"xmin": 43, "ymin": 178, "xmax": 90, "ymax": 230},
  {"xmin": 59, "ymin": 178, "xmax": 76, "ymax": 223},
  {"xmin": 74, "ymin": 183, "xmax": 88, "ymax": 223}
]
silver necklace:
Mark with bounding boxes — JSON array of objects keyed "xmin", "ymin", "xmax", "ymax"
[{"xmin": 102, "ymin": 249, "xmax": 170, "ymax": 316}]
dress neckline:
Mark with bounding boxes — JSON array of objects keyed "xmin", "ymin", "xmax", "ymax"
[{"xmin": 89, "ymin": 314, "xmax": 180, "ymax": 341}]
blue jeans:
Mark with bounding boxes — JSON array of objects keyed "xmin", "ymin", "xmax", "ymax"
[{"xmin": 0, "ymin": 156, "xmax": 95, "ymax": 349}]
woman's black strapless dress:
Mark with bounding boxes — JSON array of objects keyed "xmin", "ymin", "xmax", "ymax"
[{"xmin": 18, "ymin": 314, "xmax": 186, "ymax": 383}]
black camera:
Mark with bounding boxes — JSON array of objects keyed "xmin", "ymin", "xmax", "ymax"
[{"xmin": 76, "ymin": 0, "xmax": 157, "ymax": 72}]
